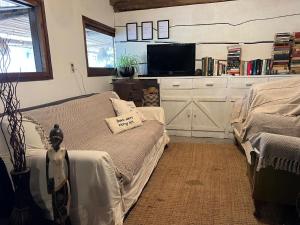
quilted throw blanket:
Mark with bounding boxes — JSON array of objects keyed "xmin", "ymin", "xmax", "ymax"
[
  {"xmin": 231, "ymin": 77, "xmax": 300, "ymax": 173},
  {"xmin": 24, "ymin": 92, "xmax": 164, "ymax": 183},
  {"xmin": 250, "ymin": 133, "xmax": 300, "ymax": 174},
  {"xmin": 232, "ymin": 77, "xmax": 300, "ymax": 141}
]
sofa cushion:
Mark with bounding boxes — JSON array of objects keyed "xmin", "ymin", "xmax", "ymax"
[
  {"xmin": 110, "ymin": 98, "xmax": 145, "ymax": 121},
  {"xmin": 24, "ymin": 91, "xmax": 119, "ymax": 149},
  {"xmin": 73, "ymin": 120, "xmax": 164, "ymax": 183},
  {"xmin": 105, "ymin": 111, "xmax": 143, "ymax": 134}
]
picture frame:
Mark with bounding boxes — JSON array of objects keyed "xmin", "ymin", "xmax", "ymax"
[
  {"xmin": 126, "ymin": 22, "xmax": 138, "ymax": 41},
  {"xmin": 157, "ymin": 20, "xmax": 169, "ymax": 39},
  {"xmin": 141, "ymin": 21, "xmax": 153, "ymax": 40}
]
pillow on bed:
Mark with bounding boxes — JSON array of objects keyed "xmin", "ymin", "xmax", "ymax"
[
  {"xmin": 110, "ymin": 98, "xmax": 145, "ymax": 121},
  {"xmin": 105, "ymin": 111, "xmax": 143, "ymax": 134}
]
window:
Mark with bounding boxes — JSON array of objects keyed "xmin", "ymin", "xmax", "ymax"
[
  {"xmin": 0, "ymin": 0, "xmax": 52, "ymax": 82},
  {"xmin": 82, "ymin": 16, "xmax": 115, "ymax": 77}
]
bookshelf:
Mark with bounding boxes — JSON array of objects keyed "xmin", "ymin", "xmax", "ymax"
[{"xmin": 199, "ymin": 32, "xmax": 300, "ymax": 77}]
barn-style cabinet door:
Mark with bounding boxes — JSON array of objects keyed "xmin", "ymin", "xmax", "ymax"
[
  {"xmin": 161, "ymin": 95, "xmax": 193, "ymax": 136},
  {"xmin": 191, "ymin": 97, "xmax": 228, "ymax": 138}
]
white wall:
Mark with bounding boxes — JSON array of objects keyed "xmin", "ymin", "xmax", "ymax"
[
  {"xmin": 17, "ymin": 0, "xmax": 114, "ymax": 108},
  {"xmin": 114, "ymin": 0, "xmax": 300, "ymax": 74}
]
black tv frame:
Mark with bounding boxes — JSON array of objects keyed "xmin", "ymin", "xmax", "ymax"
[{"xmin": 147, "ymin": 43, "xmax": 196, "ymax": 76}]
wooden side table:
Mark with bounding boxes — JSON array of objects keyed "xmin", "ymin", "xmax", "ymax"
[{"xmin": 112, "ymin": 79, "xmax": 144, "ymax": 106}]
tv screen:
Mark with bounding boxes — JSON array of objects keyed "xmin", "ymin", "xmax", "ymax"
[{"xmin": 147, "ymin": 43, "xmax": 195, "ymax": 76}]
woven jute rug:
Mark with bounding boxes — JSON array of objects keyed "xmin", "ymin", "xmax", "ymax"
[{"xmin": 124, "ymin": 142, "xmax": 299, "ymax": 225}]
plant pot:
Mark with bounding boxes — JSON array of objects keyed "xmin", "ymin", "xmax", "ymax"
[
  {"xmin": 118, "ymin": 67, "xmax": 135, "ymax": 78},
  {"xmin": 9, "ymin": 168, "xmax": 41, "ymax": 225},
  {"xmin": 0, "ymin": 158, "xmax": 14, "ymax": 218}
]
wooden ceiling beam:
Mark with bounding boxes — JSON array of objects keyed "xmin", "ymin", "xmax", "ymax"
[{"xmin": 110, "ymin": 0, "xmax": 235, "ymax": 12}]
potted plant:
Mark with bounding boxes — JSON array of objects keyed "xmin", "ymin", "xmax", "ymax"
[{"xmin": 116, "ymin": 55, "xmax": 139, "ymax": 78}]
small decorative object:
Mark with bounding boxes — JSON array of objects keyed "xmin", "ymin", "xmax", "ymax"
[
  {"xmin": 117, "ymin": 55, "xmax": 139, "ymax": 78},
  {"xmin": 46, "ymin": 124, "xmax": 71, "ymax": 225},
  {"xmin": 157, "ymin": 20, "xmax": 169, "ymax": 39},
  {"xmin": 143, "ymin": 87, "xmax": 159, "ymax": 106},
  {"xmin": 126, "ymin": 22, "xmax": 138, "ymax": 41},
  {"xmin": 0, "ymin": 37, "xmax": 41, "ymax": 225},
  {"xmin": 141, "ymin": 21, "xmax": 153, "ymax": 40},
  {"xmin": 195, "ymin": 69, "xmax": 202, "ymax": 76}
]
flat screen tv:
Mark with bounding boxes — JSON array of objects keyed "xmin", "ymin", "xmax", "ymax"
[{"xmin": 147, "ymin": 43, "xmax": 195, "ymax": 76}]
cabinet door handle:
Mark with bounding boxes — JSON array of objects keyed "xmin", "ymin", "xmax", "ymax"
[
  {"xmin": 172, "ymin": 84, "xmax": 180, "ymax": 87},
  {"xmin": 194, "ymin": 114, "xmax": 196, "ymax": 118},
  {"xmin": 246, "ymin": 83, "xmax": 253, "ymax": 87},
  {"xmin": 187, "ymin": 114, "xmax": 191, "ymax": 118},
  {"xmin": 205, "ymin": 83, "xmax": 214, "ymax": 87}
]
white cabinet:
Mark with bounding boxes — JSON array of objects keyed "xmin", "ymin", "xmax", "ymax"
[
  {"xmin": 158, "ymin": 75, "xmax": 298, "ymax": 138},
  {"xmin": 161, "ymin": 97, "xmax": 192, "ymax": 130},
  {"xmin": 160, "ymin": 90, "xmax": 193, "ymax": 136},
  {"xmin": 160, "ymin": 77, "xmax": 231, "ymax": 138},
  {"xmin": 160, "ymin": 78, "xmax": 193, "ymax": 89},
  {"xmin": 228, "ymin": 77, "xmax": 268, "ymax": 100},
  {"xmin": 191, "ymin": 98, "xmax": 228, "ymax": 138}
]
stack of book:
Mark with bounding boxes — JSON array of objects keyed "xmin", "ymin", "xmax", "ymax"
[
  {"xmin": 271, "ymin": 32, "xmax": 292, "ymax": 74},
  {"xmin": 241, "ymin": 59, "xmax": 272, "ymax": 75},
  {"xmin": 290, "ymin": 32, "xmax": 300, "ymax": 74},
  {"xmin": 227, "ymin": 45, "xmax": 241, "ymax": 75},
  {"xmin": 201, "ymin": 57, "xmax": 227, "ymax": 76}
]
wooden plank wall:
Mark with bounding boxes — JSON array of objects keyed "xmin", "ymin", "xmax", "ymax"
[{"xmin": 110, "ymin": 0, "xmax": 235, "ymax": 12}]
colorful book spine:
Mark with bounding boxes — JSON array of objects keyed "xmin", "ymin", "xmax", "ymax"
[
  {"xmin": 290, "ymin": 32, "xmax": 300, "ymax": 74},
  {"xmin": 227, "ymin": 45, "xmax": 241, "ymax": 76},
  {"xmin": 271, "ymin": 32, "xmax": 292, "ymax": 74}
]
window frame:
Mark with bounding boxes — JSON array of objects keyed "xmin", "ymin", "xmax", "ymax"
[
  {"xmin": 82, "ymin": 16, "xmax": 116, "ymax": 77},
  {"xmin": 1, "ymin": 0, "xmax": 53, "ymax": 82}
]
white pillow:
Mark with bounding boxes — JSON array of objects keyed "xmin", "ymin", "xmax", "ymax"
[
  {"xmin": 105, "ymin": 111, "xmax": 143, "ymax": 134},
  {"xmin": 0, "ymin": 117, "xmax": 44, "ymax": 151},
  {"xmin": 23, "ymin": 118, "xmax": 45, "ymax": 149},
  {"xmin": 110, "ymin": 98, "xmax": 145, "ymax": 121}
]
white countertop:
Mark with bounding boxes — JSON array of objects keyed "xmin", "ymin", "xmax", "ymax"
[{"xmin": 112, "ymin": 74, "xmax": 299, "ymax": 80}]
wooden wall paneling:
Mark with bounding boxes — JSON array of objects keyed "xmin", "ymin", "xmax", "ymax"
[{"xmin": 110, "ymin": 0, "xmax": 235, "ymax": 12}]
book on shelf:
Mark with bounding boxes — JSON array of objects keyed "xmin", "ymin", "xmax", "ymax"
[
  {"xmin": 271, "ymin": 32, "xmax": 292, "ymax": 74},
  {"xmin": 227, "ymin": 45, "xmax": 241, "ymax": 76},
  {"xmin": 290, "ymin": 32, "xmax": 300, "ymax": 74},
  {"xmin": 201, "ymin": 57, "xmax": 227, "ymax": 76},
  {"xmin": 217, "ymin": 60, "xmax": 227, "ymax": 76},
  {"xmin": 241, "ymin": 59, "xmax": 272, "ymax": 76}
]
